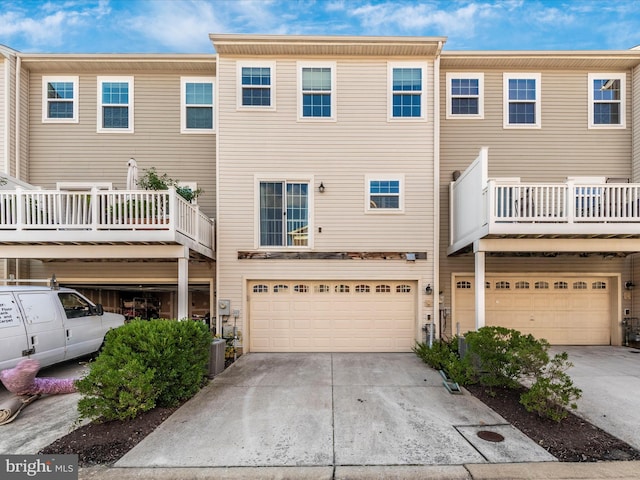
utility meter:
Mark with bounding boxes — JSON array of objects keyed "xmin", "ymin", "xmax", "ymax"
[{"xmin": 218, "ymin": 299, "xmax": 231, "ymax": 316}]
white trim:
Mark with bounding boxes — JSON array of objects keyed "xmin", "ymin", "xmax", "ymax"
[
  {"xmin": 42, "ymin": 75, "xmax": 78, "ymax": 123},
  {"xmin": 364, "ymin": 174, "xmax": 405, "ymax": 214},
  {"xmin": 588, "ymin": 72, "xmax": 626, "ymax": 129},
  {"xmin": 56, "ymin": 181, "xmax": 113, "ymax": 190},
  {"xmin": 236, "ymin": 61, "xmax": 275, "ymax": 111},
  {"xmin": 3, "ymin": 59, "xmax": 10, "ymax": 174},
  {"xmin": 254, "ymin": 174, "xmax": 314, "ymax": 249},
  {"xmin": 387, "ymin": 61, "xmax": 428, "ymax": 122},
  {"xmin": 503, "ymin": 72, "xmax": 541, "ymax": 129},
  {"xmin": 97, "ymin": 76, "xmax": 134, "ymax": 133},
  {"xmin": 433, "ymin": 50, "xmax": 441, "ymax": 338},
  {"xmin": 180, "ymin": 76, "xmax": 215, "ymax": 134},
  {"xmin": 297, "ymin": 61, "xmax": 336, "ymax": 122},
  {"xmin": 445, "ymin": 72, "xmax": 484, "ymax": 119}
]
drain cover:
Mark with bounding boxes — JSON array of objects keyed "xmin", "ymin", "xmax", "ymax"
[{"xmin": 477, "ymin": 430, "xmax": 505, "ymax": 442}]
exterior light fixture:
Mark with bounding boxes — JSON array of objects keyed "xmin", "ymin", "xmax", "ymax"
[
  {"xmin": 425, "ymin": 284, "xmax": 433, "ymax": 295},
  {"xmin": 318, "ymin": 182, "xmax": 325, "ymax": 193}
]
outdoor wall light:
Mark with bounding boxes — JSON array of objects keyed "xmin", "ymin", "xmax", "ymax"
[
  {"xmin": 625, "ymin": 281, "xmax": 635, "ymax": 290},
  {"xmin": 318, "ymin": 182, "xmax": 325, "ymax": 193},
  {"xmin": 425, "ymin": 284, "xmax": 433, "ymax": 295}
]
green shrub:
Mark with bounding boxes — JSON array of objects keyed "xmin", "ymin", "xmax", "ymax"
[
  {"xmin": 76, "ymin": 319, "xmax": 211, "ymax": 422},
  {"xmin": 414, "ymin": 338, "xmax": 474, "ymax": 385},
  {"xmin": 464, "ymin": 326, "xmax": 549, "ymax": 390},
  {"xmin": 520, "ymin": 351, "xmax": 582, "ymax": 422}
]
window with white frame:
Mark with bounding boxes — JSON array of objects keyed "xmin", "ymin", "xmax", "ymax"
[
  {"xmin": 97, "ymin": 76, "xmax": 133, "ymax": 133},
  {"xmin": 259, "ymin": 180, "xmax": 310, "ymax": 247},
  {"xmin": 446, "ymin": 73, "xmax": 483, "ymax": 119},
  {"xmin": 389, "ymin": 63, "xmax": 426, "ymax": 120},
  {"xmin": 42, "ymin": 76, "xmax": 79, "ymax": 123},
  {"xmin": 503, "ymin": 73, "xmax": 541, "ymax": 128},
  {"xmin": 366, "ymin": 176, "xmax": 404, "ymax": 213},
  {"xmin": 588, "ymin": 73, "xmax": 625, "ymax": 128},
  {"xmin": 181, "ymin": 77, "xmax": 214, "ymax": 133},
  {"xmin": 298, "ymin": 62, "xmax": 335, "ymax": 120},
  {"xmin": 238, "ymin": 62, "xmax": 274, "ymax": 109}
]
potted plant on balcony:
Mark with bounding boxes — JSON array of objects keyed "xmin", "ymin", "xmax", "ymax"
[{"xmin": 136, "ymin": 168, "xmax": 202, "ymax": 203}]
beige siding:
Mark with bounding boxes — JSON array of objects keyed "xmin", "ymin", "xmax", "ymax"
[
  {"xmin": 633, "ymin": 64, "xmax": 640, "ymax": 183},
  {"xmin": 27, "ymin": 72, "xmax": 216, "ymax": 216},
  {"xmin": 18, "ymin": 67, "xmax": 29, "ymax": 181},
  {"xmin": 439, "ymin": 68, "xmax": 634, "ymax": 332},
  {"xmin": 217, "ymin": 56, "xmax": 437, "ymax": 349}
]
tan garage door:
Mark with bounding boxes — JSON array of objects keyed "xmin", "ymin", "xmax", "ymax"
[
  {"xmin": 248, "ymin": 280, "xmax": 417, "ymax": 352},
  {"xmin": 454, "ymin": 275, "xmax": 612, "ymax": 345}
]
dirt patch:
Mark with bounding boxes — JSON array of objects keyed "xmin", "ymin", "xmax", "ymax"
[{"xmin": 466, "ymin": 384, "xmax": 640, "ymax": 462}]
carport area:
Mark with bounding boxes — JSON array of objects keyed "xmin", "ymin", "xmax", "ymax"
[{"xmin": 116, "ymin": 353, "xmax": 554, "ymax": 470}]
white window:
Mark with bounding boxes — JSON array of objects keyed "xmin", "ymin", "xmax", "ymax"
[
  {"xmin": 446, "ymin": 73, "xmax": 483, "ymax": 119},
  {"xmin": 588, "ymin": 73, "xmax": 625, "ymax": 129},
  {"xmin": 42, "ymin": 76, "xmax": 78, "ymax": 123},
  {"xmin": 257, "ymin": 178, "xmax": 312, "ymax": 248},
  {"xmin": 366, "ymin": 175, "xmax": 404, "ymax": 213},
  {"xmin": 298, "ymin": 62, "xmax": 336, "ymax": 121},
  {"xmin": 388, "ymin": 62, "xmax": 427, "ymax": 121},
  {"xmin": 237, "ymin": 62, "xmax": 275, "ymax": 110},
  {"xmin": 181, "ymin": 77, "xmax": 214, "ymax": 133},
  {"xmin": 97, "ymin": 76, "xmax": 133, "ymax": 133},
  {"xmin": 503, "ymin": 73, "xmax": 541, "ymax": 128}
]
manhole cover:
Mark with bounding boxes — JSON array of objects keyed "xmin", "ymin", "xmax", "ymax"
[{"xmin": 477, "ymin": 430, "xmax": 505, "ymax": 442}]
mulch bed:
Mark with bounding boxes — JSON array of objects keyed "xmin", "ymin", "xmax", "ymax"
[{"xmin": 466, "ymin": 384, "xmax": 640, "ymax": 462}]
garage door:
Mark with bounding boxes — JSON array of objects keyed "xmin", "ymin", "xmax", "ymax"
[
  {"xmin": 454, "ymin": 275, "xmax": 612, "ymax": 345},
  {"xmin": 249, "ymin": 280, "xmax": 417, "ymax": 352}
]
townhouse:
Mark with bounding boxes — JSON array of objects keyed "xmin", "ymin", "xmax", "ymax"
[{"xmin": 2, "ymin": 35, "xmax": 640, "ymax": 351}]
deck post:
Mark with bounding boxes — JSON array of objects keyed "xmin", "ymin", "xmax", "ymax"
[
  {"xmin": 474, "ymin": 248, "xmax": 486, "ymax": 331},
  {"xmin": 177, "ymin": 250, "xmax": 189, "ymax": 320}
]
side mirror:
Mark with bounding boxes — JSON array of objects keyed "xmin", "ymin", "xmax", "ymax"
[{"xmin": 90, "ymin": 304, "xmax": 104, "ymax": 316}]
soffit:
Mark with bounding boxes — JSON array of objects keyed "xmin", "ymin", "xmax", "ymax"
[
  {"xmin": 441, "ymin": 51, "xmax": 640, "ymax": 70},
  {"xmin": 210, "ymin": 34, "xmax": 447, "ymax": 58},
  {"xmin": 19, "ymin": 54, "xmax": 216, "ymax": 74}
]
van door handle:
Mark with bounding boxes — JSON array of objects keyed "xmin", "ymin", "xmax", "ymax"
[
  {"xmin": 30, "ymin": 335, "xmax": 38, "ymax": 346},
  {"xmin": 66, "ymin": 329, "xmax": 72, "ymax": 340},
  {"xmin": 22, "ymin": 347, "xmax": 36, "ymax": 356}
]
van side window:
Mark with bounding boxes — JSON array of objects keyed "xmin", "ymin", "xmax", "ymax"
[
  {"xmin": 58, "ymin": 293, "xmax": 92, "ymax": 319},
  {"xmin": 17, "ymin": 293, "xmax": 58, "ymax": 324}
]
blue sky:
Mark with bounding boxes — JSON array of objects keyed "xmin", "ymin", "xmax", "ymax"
[{"xmin": 1, "ymin": 0, "xmax": 640, "ymax": 54}]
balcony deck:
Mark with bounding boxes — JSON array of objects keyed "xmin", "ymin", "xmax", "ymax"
[
  {"xmin": 449, "ymin": 147, "xmax": 640, "ymax": 255},
  {"xmin": 0, "ymin": 187, "xmax": 215, "ymax": 259}
]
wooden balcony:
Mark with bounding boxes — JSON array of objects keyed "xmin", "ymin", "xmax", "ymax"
[
  {"xmin": 0, "ymin": 187, "xmax": 215, "ymax": 259},
  {"xmin": 449, "ymin": 147, "xmax": 640, "ymax": 255}
]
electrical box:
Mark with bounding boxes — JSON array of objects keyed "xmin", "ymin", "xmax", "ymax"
[{"xmin": 218, "ymin": 299, "xmax": 230, "ymax": 316}]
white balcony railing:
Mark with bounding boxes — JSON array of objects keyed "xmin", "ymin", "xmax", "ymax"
[
  {"xmin": 449, "ymin": 147, "xmax": 640, "ymax": 254},
  {"xmin": 0, "ymin": 187, "xmax": 215, "ymax": 254}
]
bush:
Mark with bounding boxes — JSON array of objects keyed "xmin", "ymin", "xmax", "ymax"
[
  {"xmin": 77, "ymin": 319, "xmax": 211, "ymax": 422},
  {"xmin": 520, "ymin": 351, "xmax": 582, "ymax": 422},
  {"xmin": 464, "ymin": 326, "xmax": 549, "ymax": 390},
  {"xmin": 413, "ymin": 337, "xmax": 474, "ymax": 385}
]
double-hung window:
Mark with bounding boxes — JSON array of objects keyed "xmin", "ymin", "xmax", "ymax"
[
  {"xmin": 42, "ymin": 76, "xmax": 78, "ymax": 123},
  {"xmin": 366, "ymin": 175, "xmax": 404, "ymax": 213},
  {"xmin": 238, "ymin": 62, "xmax": 274, "ymax": 109},
  {"xmin": 298, "ymin": 62, "xmax": 335, "ymax": 120},
  {"xmin": 97, "ymin": 76, "xmax": 133, "ymax": 133},
  {"xmin": 259, "ymin": 180, "xmax": 310, "ymax": 247},
  {"xmin": 446, "ymin": 73, "xmax": 483, "ymax": 119},
  {"xmin": 181, "ymin": 77, "xmax": 215, "ymax": 133},
  {"xmin": 588, "ymin": 73, "xmax": 625, "ymax": 128},
  {"xmin": 503, "ymin": 73, "xmax": 541, "ymax": 128},
  {"xmin": 389, "ymin": 63, "xmax": 426, "ymax": 120}
]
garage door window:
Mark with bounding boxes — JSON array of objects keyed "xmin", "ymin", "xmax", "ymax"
[
  {"xmin": 515, "ymin": 281, "xmax": 529, "ymax": 289},
  {"xmin": 554, "ymin": 281, "xmax": 568, "ymax": 289},
  {"xmin": 294, "ymin": 284, "xmax": 309, "ymax": 293},
  {"xmin": 315, "ymin": 284, "xmax": 330, "ymax": 293},
  {"xmin": 397, "ymin": 284, "xmax": 412, "ymax": 293},
  {"xmin": 355, "ymin": 284, "xmax": 370, "ymax": 293},
  {"xmin": 573, "ymin": 282, "xmax": 587, "ymax": 290},
  {"xmin": 496, "ymin": 281, "xmax": 510, "ymax": 289},
  {"xmin": 274, "ymin": 284, "xmax": 289, "ymax": 293},
  {"xmin": 535, "ymin": 281, "xmax": 549, "ymax": 289},
  {"xmin": 336, "ymin": 284, "xmax": 350, "ymax": 293},
  {"xmin": 593, "ymin": 281, "xmax": 607, "ymax": 289},
  {"xmin": 253, "ymin": 284, "xmax": 269, "ymax": 293},
  {"xmin": 376, "ymin": 284, "xmax": 391, "ymax": 293}
]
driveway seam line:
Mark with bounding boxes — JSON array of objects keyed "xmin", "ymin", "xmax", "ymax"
[{"xmin": 331, "ymin": 352, "xmax": 337, "ymax": 479}]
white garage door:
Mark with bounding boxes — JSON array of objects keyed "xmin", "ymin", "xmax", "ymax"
[
  {"xmin": 454, "ymin": 275, "xmax": 612, "ymax": 345},
  {"xmin": 249, "ymin": 280, "xmax": 417, "ymax": 352}
]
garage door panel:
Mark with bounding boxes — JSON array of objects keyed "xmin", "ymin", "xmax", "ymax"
[
  {"xmin": 249, "ymin": 280, "xmax": 416, "ymax": 352},
  {"xmin": 456, "ymin": 275, "xmax": 612, "ymax": 346}
]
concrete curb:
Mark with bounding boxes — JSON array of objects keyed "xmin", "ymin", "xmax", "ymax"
[{"xmin": 79, "ymin": 461, "xmax": 640, "ymax": 480}]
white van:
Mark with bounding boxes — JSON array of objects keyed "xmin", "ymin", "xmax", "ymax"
[{"xmin": 0, "ymin": 285, "xmax": 125, "ymax": 371}]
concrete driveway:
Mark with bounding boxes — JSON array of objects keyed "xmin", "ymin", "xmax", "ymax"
[
  {"xmin": 553, "ymin": 346, "xmax": 640, "ymax": 452},
  {"xmin": 117, "ymin": 353, "xmax": 554, "ymax": 469}
]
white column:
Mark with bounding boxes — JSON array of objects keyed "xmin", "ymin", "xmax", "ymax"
[
  {"xmin": 475, "ymin": 250, "xmax": 486, "ymax": 330},
  {"xmin": 177, "ymin": 254, "xmax": 189, "ymax": 320}
]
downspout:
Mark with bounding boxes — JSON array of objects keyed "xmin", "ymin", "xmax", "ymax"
[
  {"xmin": 214, "ymin": 53, "xmax": 221, "ymax": 338},
  {"xmin": 433, "ymin": 41, "xmax": 442, "ymax": 338}
]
